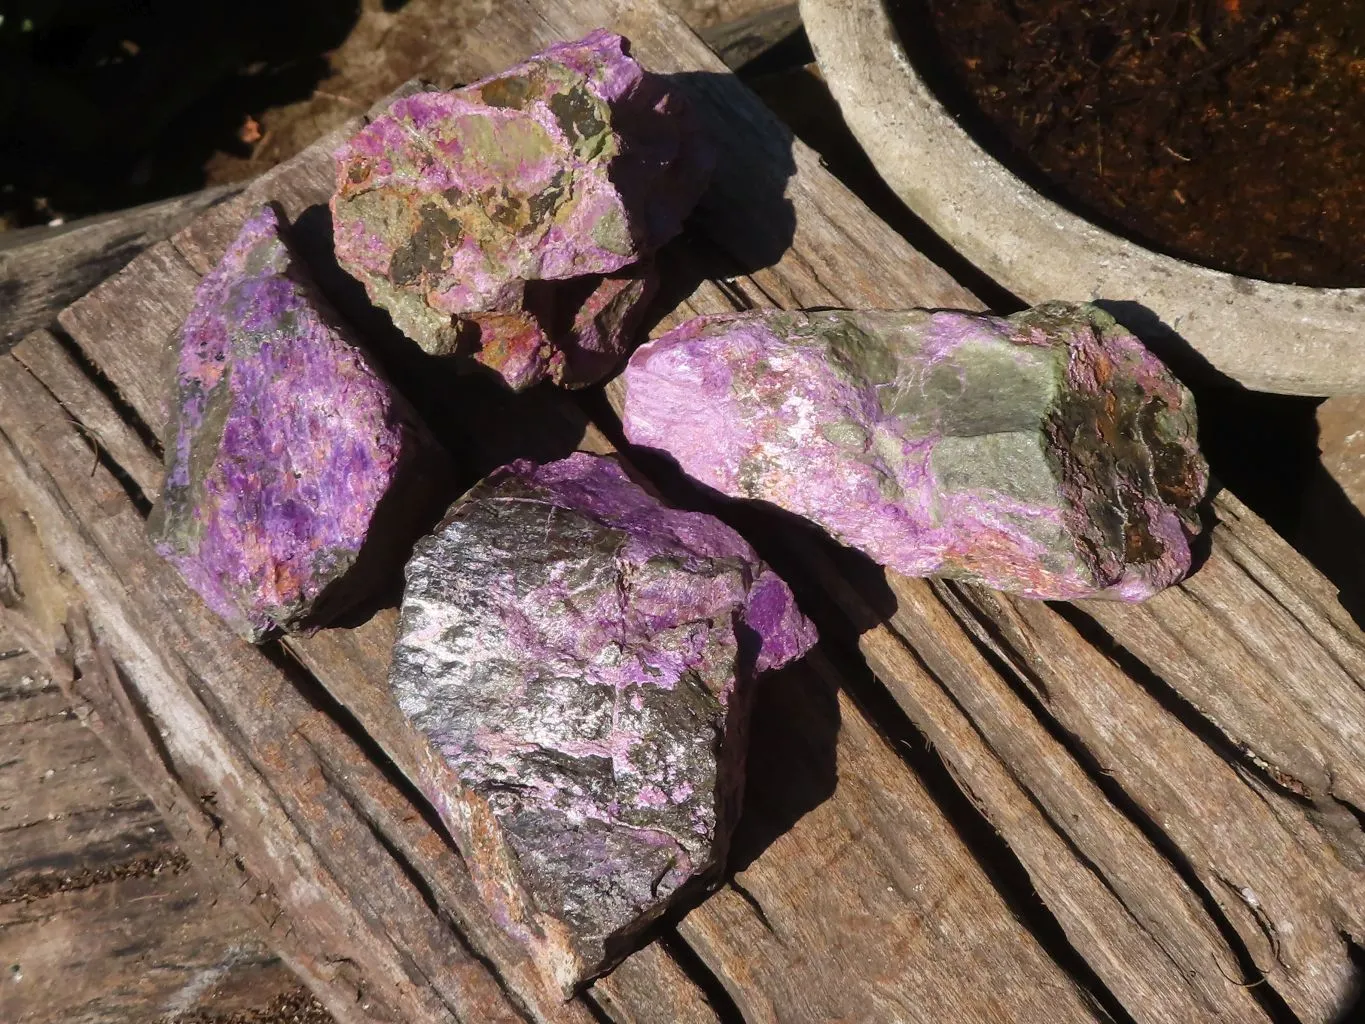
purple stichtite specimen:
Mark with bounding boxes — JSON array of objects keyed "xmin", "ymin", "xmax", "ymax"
[
  {"xmin": 389, "ymin": 452, "xmax": 815, "ymax": 993},
  {"xmin": 623, "ymin": 302, "xmax": 1209, "ymax": 601},
  {"xmin": 331, "ymin": 29, "xmax": 714, "ymax": 391},
  {"xmin": 149, "ymin": 204, "xmax": 444, "ymax": 642}
]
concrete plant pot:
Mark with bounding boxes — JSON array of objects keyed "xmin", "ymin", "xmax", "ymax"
[{"xmin": 800, "ymin": 0, "xmax": 1365, "ymax": 396}]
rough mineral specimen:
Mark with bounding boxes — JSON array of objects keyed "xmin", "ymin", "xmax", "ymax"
[
  {"xmin": 390, "ymin": 452, "xmax": 815, "ymax": 992},
  {"xmin": 622, "ymin": 303, "xmax": 1208, "ymax": 600},
  {"xmin": 149, "ymin": 204, "xmax": 443, "ymax": 642},
  {"xmin": 331, "ymin": 29, "xmax": 712, "ymax": 391}
]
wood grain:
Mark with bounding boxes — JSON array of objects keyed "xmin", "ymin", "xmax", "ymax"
[
  {"xmin": 0, "ymin": 343, "xmax": 551, "ymax": 1024},
  {"xmin": 0, "ymin": 645, "xmax": 303, "ymax": 1024},
  {"xmin": 0, "ymin": 186, "xmax": 240, "ymax": 352},
  {"xmin": 0, "ymin": 869, "xmax": 299, "ymax": 1024}
]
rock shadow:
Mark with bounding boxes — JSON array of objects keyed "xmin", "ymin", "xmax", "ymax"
[
  {"xmin": 291, "ymin": 201, "xmax": 591, "ymax": 487},
  {"xmin": 726, "ymin": 649, "xmax": 839, "ymax": 875},
  {"xmin": 1096, "ymin": 300, "xmax": 1365, "ymax": 626},
  {"xmin": 639, "ymin": 69, "xmax": 798, "ymax": 334}
]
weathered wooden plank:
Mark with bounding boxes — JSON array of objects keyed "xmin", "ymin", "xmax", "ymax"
[
  {"xmin": 0, "ymin": 652, "xmax": 169, "ymax": 903},
  {"xmin": 55, "ymin": 179, "xmax": 1116, "ymax": 1024},
  {"xmin": 0, "ymin": 652, "xmax": 69, "ymax": 727},
  {"xmin": 693, "ymin": 3, "xmax": 803, "ymax": 71},
  {"xmin": 674, "ymin": 650, "xmax": 1101, "ymax": 1024},
  {"xmin": 0, "ymin": 642, "xmax": 307, "ymax": 1024},
  {"xmin": 586, "ymin": 943, "xmax": 726, "ymax": 1024},
  {"xmin": 0, "ymin": 710, "xmax": 136, "ymax": 834},
  {"xmin": 8, "ymin": 331, "xmax": 162, "ymax": 504},
  {"xmin": 597, "ymin": 152, "xmax": 1365, "ymax": 1024},
  {"xmin": 1083, "ymin": 521, "xmax": 1365, "ymax": 817},
  {"xmin": 1, "ymin": 797, "xmax": 172, "ymax": 903},
  {"xmin": 0, "ymin": 348, "xmax": 555, "ymax": 1024},
  {"xmin": 57, "ymin": 242, "xmax": 200, "ymax": 436},
  {"xmin": 170, "ymin": 118, "xmax": 367, "ymax": 281},
  {"xmin": 0, "ymin": 186, "xmax": 241, "ymax": 351},
  {"xmin": 945, "ymin": 578, "xmax": 1365, "ymax": 1021},
  {"xmin": 0, "ymin": 868, "xmax": 300, "ymax": 1024}
]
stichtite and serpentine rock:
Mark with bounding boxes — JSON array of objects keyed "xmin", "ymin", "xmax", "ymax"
[
  {"xmin": 389, "ymin": 452, "xmax": 816, "ymax": 992},
  {"xmin": 149, "ymin": 24, "xmax": 1211, "ymax": 994},
  {"xmin": 332, "ymin": 29, "xmax": 713, "ymax": 391},
  {"xmin": 149, "ymin": 203, "xmax": 445, "ymax": 642},
  {"xmin": 623, "ymin": 302, "xmax": 1208, "ymax": 600}
]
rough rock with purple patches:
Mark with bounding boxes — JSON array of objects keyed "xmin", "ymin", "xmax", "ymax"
[
  {"xmin": 389, "ymin": 452, "xmax": 815, "ymax": 992},
  {"xmin": 623, "ymin": 303, "xmax": 1208, "ymax": 601},
  {"xmin": 331, "ymin": 29, "xmax": 712, "ymax": 391},
  {"xmin": 149, "ymin": 204, "xmax": 444, "ymax": 642}
]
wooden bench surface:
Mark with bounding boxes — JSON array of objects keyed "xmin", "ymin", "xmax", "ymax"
[
  {"xmin": 0, "ymin": 641, "xmax": 316, "ymax": 1024},
  {"xmin": 1, "ymin": 2, "xmax": 1363, "ymax": 1022}
]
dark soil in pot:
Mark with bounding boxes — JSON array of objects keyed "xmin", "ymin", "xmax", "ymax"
[{"xmin": 899, "ymin": 0, "xmax": 1365, "ymax": 288}]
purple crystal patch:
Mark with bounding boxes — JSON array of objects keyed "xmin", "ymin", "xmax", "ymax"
[{"xmin": 149, "ymin": 204, "xmax": 441, "ymax": 641}]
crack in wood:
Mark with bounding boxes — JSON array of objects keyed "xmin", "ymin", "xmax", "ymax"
[{"xmin": 0, "ymin": 849, "xmax": 192, "ymax": 906}]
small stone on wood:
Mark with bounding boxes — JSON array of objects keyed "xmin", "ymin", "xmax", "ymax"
[{"xmin": 622, "ymin": 302, "xmax": 1208, "ymax": 600}]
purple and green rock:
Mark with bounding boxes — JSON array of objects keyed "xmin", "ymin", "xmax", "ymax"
[
  {"xmin": 331, "ymin": 30, "xmax": 712, "ymax": 391},
  {"xmin": 149, "ymin": 204, "xmax": 444, "ymax": 642},
  {"xmin": 389, "ymin": 452, "xmax": 815, "ymax": 992},
  {"xmin": 623, "ymin": 302, "xmax": 1208, "ymax": 601}
]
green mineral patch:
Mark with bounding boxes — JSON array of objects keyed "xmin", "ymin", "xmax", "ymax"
[
  {"xmin": 1142, "ymin": 401, "xmax": 1202, "ymax": 509},
  {"xmin": 934, "ymin": 341, "xmax": 1061, "ymax": 436},
  {"xmin": 338, "ymin": 188, "xmax": 421, "ymax": 265},
  {"xmin": 819, "ymin": 314, "xmax": 902, "ymax": 386},
  {"xmin": 173, "ymin": 367, "xmax": 235, "ymax": 552},
  {"xmin": 389, "ymin": 203, "xmax": 462, "ymax": 286},
  {"xmin": 548, "ymin": 86, "xmax": 612, "ymax": 161},
  {"xmin": 820, "ymin": 420, "xmax": 870, "ymax": 452},
  {"xmin": 736, "ymin": 451, "xmax": 773, "ymax": 498},
  {"xmin": 527, "ymin": 170, "xmax": 570, "ymax": 227},
  {"xmin": 457, "ymin": 113, "xmax": 557, "ymax": 180},
  {"xmin": 366, "ymin": 274, "xmax": 454, "ymax": 354},
  {"xmin": 931, "ymin": 432, "xmax": 1061, "ymax": 509},
  {"xmin": 240, "ymin": 233, "xmax": 289, "ymax": 281},
  {"xmin": 479, "ymin": 71, "xmax": 543, "ymax": 111},
  {"xmin": 487, "ymin": 191, "xmax": 528, "ymax": 232},
  {"xmin": 589, "ymin": 204, "xmax": 633, "ymax": 258}
]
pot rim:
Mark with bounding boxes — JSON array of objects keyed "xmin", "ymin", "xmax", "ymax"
[{"xmin": 799, "ymin": 0, "xmax": 1365, "ymax": 396}]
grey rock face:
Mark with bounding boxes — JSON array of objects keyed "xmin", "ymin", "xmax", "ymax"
[{"xmin": 389, "ymin": 453, "xmax": 815, "ymax": 993}]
